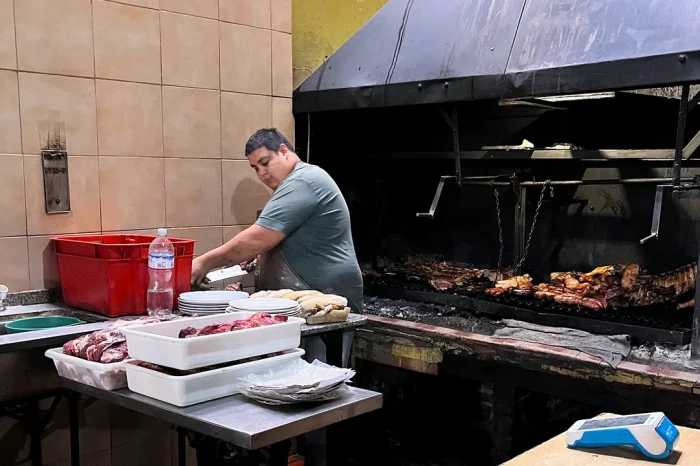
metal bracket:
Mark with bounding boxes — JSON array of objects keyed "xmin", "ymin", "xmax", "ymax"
[
  {"xmin": 438, "ymin": 106, "xmax": 461, "ymax": 186},
  {"xmin": 640, "ymin": 182, "xmax": 700, "ymax": 243},
  {"xmin": 41, "ymin": 149, "xmax": 70, "ymax": 213},
  {"xmin": 639, "ymin": 185, "xmax": 669, "ymax": 244},
  {"xmin": 673, "ymin": 84, "xmax": 691, "ymax": 186},
  {"xmin": 512, "ymin": 175, "xmax": 525, "ymax": 265},
  {"xmin": 685, "ymin": 92, "xmax": 700, "ymax": 161},
  {"xmin": 416, "ymin": 176, "xmax": 448, "ymax": 218}
]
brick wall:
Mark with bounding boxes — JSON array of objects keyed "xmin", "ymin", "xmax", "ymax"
[{"xmin": 0, "ymin": 0, "xmax": 294, "ymax": 293}]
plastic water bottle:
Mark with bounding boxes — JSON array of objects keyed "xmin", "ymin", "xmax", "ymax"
[{"xmin": 147, "ymin": 228, "xmax": 175, "ymax": 316}]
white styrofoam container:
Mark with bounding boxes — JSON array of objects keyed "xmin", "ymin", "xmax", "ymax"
[
  {"xmin": 121, "ymin": 311, "xmax": 304, "ymax": 370},
  {"xmin": 125, "ymin": 348, "xmax": 306, "ymax": 406},
  {"xmin": 45, "ymin": 348, "xmax": 127, "ymax": 391}
]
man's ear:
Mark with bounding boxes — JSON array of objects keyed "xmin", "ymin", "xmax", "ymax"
[{"xmin": 278, "ymin": 143, "xmax": 289, "ymax": 157}]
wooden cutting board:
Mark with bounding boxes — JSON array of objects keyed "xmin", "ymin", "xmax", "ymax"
[{"xmin": 503, "ymin": 413, "xmax": 700, "ymax": 465}]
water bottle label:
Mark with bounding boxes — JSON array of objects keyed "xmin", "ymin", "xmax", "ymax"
[{"xmin": 149, "ymin": 253, "xmax": 174, "ymax": 269}]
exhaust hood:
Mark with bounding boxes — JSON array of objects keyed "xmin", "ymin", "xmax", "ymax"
[{"xmin": 294, "ymin": 0, "xmax": 700, "ymax": 113}]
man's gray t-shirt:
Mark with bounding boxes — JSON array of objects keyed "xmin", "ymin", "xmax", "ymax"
[{"xmin": 255, "ymin": 162, "xmax": 363, "ymax": 312}]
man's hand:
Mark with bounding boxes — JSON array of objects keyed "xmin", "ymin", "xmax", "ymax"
[
  {"xmin": 191, "ymin": 256, "xmax": 209, "ymax": 287},
  {"xmin": 240, "ymin": 257, "xmax": 258, "ymax": 273},
  {"xmin": 190, "ymin": 225, "xmax": 283, "ymax": 287}
]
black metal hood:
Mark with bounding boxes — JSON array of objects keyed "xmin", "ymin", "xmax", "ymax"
[{"xmin": 294, "ymin": 0, "xmax": 700, "ymax": 113}]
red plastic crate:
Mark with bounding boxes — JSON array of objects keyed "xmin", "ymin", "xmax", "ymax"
[{"xmin": 52, "ymin": 234, "xmax": 196, "ymax": 317}]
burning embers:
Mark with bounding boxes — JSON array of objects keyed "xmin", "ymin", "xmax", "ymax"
[{"xmin": 485, "ymin": 264, "xmax": 697, "ymax": 311}]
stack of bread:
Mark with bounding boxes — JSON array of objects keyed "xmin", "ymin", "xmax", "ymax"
[{"xmin": 250, "ymin": 290, "xmax": 349, "ymax": 324}]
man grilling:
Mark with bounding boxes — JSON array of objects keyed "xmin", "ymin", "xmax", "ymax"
[
  {"xmin": 189, "ymin": 128, "xmax": 361, "ymax": 465},
  {"xmin": 191, "ymin": 127, "xmax": 363, "ymax": 314}
]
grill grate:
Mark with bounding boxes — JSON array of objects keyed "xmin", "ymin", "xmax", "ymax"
[{"xmin": 364, "ymin": 279, "xmax": 693, "ymax": 345}]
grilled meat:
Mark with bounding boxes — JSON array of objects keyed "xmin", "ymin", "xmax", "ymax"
[
  {"xmin": 612, "ymin": 263, "xmax": 697, "ymax": 307},
  {"xmin": 533, "ymin": 283, "xmax": 607, "ymax": 310},
  {"xmin": 678, "ymin": 299, "xmax": 695, "ymax": 310},
  {"xmin": 541, "ymin": 263, "xmax": 696, "ymax": 309},
  {"xmin": 486, "ymin": 275, "xmax": 534, "ymax": 297},
  {"xmin": 366, "ymin": 254, "xmax": 697, "ymax": 312},
  {"xmin": 370, "ymin": 255, "xmax": 510, "ymax": 292},
  {"xmin": 549, "ymin": 264, "xmax": 641, "ymax": 292}
]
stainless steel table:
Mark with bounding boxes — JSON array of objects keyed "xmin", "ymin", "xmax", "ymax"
[
  {"xmin": 60, "ymin": 314, "xmax": 375, "ymax": 466},
  {"xmin": 64, "ymin": 379, "xmax": 381, "ymax": 449}
]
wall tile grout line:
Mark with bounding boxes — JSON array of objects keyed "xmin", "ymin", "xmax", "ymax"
[
  {"xmin": 269, "ymin": 0, "xmax": 273, "ymax": 100},
  {"xmin": 91, "ymin": 0, "xmax": 104, "ymax": 235},
  {"xmin": 220, "ymin": 14, "xmax": 225, "ymax": 227},
  {"xmin": 159, "ymin": 6, "xmax": 168, "ymax": 229},
  {"xmin": 12, "ymin": 0, "xmax": 28, "ymax": 241},
  {"xmin": 100, "ymin": 0, "xmax": 281, "ymax": 30},
  {"xmin": 0, "ymin": 67, "xmax": 284, "ymax": 97}
]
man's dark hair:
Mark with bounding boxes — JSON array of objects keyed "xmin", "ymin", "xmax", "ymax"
[{"xmin": 244, "ymin": 128, "xmax": 295, "ymax": 157}]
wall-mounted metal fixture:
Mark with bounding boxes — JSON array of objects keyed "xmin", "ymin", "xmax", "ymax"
[
  {"xmin": 639, "ymin": 185, "xmax": 667, "ymax": 245},
  {"xmin": 42, "ymin": 149, "xmax": 70, "ymax": 213},
  {"xmin": 416, "ymin": 176, "xmax": 448, "ymax": 218}
]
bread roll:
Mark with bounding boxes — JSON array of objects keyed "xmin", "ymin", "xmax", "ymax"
[
  {"xmin": 300, "ymin": 295, "xmax": 348, "ymax": 310},
  {"xmin": 267, "ymin": 289, "xmax": 293, "ymax": 298},
  {"xmin": 282, "ymin": 290, "xmax": 322, "ymax": 300},
  {"xmin": 250, "ymin": 291, "xmax": 269, "ymax": 298},
  {"xmin": 306, "ymin": 307, "xmax": 350, "ymax": 325},
  {"xmin": 297, "ymin": 294, "xmax": 323, "ymax": 303}
]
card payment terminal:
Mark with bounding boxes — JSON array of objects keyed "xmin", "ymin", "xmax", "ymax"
[{"xmin": 566, "ymin": 412, "xmax": 679, "ymax": 460}]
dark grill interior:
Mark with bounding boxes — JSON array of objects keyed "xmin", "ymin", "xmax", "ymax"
[{"xmin": 297, "ymin": 91, "xmax": 700, "ymax": 346}]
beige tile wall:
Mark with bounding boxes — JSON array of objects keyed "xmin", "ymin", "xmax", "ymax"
[
  {"xmin": 0, "ymin": 1, "xmax": 292, "ymax": 463},
  {"xmin": 0, "ymin": 0, "xmax": 292, "ymax": 293}
]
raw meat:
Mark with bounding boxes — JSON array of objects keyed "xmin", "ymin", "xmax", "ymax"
[
  {"xmin": 63, "ymin": 316, "xmax": 174, "ymax": 364},
  {"xmin": 178, "ymin": 312, "xmax": 288, "ymax": 338}
]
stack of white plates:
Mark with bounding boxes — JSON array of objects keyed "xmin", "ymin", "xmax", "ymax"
[
  {"xmin": 226, "ymin": 297, "xmax": 301, "ymax": 317},
  {"xmin": 178, "ymin": 291, "xmax": 249, "ymax": 315}
]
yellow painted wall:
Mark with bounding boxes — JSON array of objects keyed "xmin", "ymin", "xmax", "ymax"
[{"xmin": 292, "ymin": 0, "xmax": 389, "ymax": 89}]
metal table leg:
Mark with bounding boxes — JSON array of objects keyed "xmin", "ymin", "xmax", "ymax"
[
  {"xmin": 319, "ymin": 329, "xmax": 355, "ymax": 466},
  {"xmin": 68, "ymin": 391, "xmax": 81, "ymax": 466},
  {"xmin": 491, "ymin": 382, "xmax": 515, "ymax": 464},
  {"xmin": 323, "ymin": 329, "xmax": 355, "ymax": 368},
  {"xmin": 270, "ymin": 440, "xmax": 292, "ymax": 466},
  {"xmin": 177, "ymin": 428, "xmax": 187, "ymax": 466},
  {"xmin": 29, "ymin": 400, "xmax": 43, "ymax": 466}
]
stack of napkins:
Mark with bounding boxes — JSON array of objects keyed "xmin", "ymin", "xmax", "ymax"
[{"xmin": 236, "ymin": 359, "xmax": 355, "ymax": 405}]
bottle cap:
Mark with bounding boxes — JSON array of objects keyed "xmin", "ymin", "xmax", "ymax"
[{"xmin": 157, "ymin": 228, "xmax": 167, "ymax": 237}]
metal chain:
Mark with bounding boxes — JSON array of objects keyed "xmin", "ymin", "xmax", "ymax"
[
  {"xmin": 514, "ymin": 180, "xmax": 553, "ymax": 273},
  {"xmin": 491, "ymin": 181, "xmax": 504, "ymax": 272}
]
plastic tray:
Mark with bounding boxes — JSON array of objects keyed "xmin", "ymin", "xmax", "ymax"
[
  {"xmin": 121, "ymin": 312, "xmax": 304, "ymax": 370},
  {"xmin": 53, "ymin": 234, "xmax": 195, "ymax": 317},
  {"xmin": 125, "ymin": 348, "xmax": 306, "ymax": 406},
  {"xmin": 45, "ymin": 348, "xmax": 127, "ymax": 391}
]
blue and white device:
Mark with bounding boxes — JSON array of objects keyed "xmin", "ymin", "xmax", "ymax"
[{"xmin": 566, "ymin": 412, "xmax": 680, "ymax": 460}]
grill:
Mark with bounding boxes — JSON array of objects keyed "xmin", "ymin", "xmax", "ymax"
[
  {"xmin": 293, "ymin": 0, "xmax": 700, "ymax": 356},
  {"xmin": 364, "ymin": 281, "xmax": 692, "ymax": 345}
]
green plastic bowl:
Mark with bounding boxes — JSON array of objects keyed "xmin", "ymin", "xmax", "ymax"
[{"xmin": 5, "ymin": 316, "xmax": 85, "ymax": 333}]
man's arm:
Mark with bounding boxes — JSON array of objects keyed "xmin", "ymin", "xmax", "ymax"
[{"xmin": 191, "ymin": 225, "xmax": 285, "ymax": 283}]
